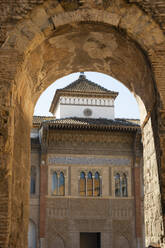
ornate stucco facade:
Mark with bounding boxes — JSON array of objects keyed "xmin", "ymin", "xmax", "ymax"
[{"xmin": 29, "ymin": 75, "xmax": 144, "ymax": 248}]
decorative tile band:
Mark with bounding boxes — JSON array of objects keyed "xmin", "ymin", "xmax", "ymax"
[{"xmin": 48, "ymin": 156, "xmax": 131, "ymax": 166}]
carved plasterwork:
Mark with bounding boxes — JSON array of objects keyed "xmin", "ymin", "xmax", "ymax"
[
  {"xmin": 69, "ymin": 198, "xmax": 109, "ymax": 218},
  {"xmin": 47, "ymin": 207, "xmax": 68, "ymax": 218},
  {"xmin": 50, "ymin": 168, "xmax": 67, "ymax": 175},
  {"xmin": 113, "ymin": 170, "xmax": 129, "ymax": 176},
  {"xmin": 73, "ymin": 218, "xmax": 108, "ymax": 232},
  {"xmin": 46, "ymin": 218, "xmax": 66, "ymax": 248},
  {"xmin": 48, "ymin": 131, "xmax": 133, "ymax": 146},
  {"xmin": 77, "ymin": 167, "xmax": 102, "ymax": 176},
  {"xmin": 110, "ymin": 207, "xmax": 133, "ymax": 219},
  {"xmin": 113, "ymin": 220, "xmax": 132, "ymax": 242}
]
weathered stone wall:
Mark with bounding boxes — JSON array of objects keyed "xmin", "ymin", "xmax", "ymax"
[
  {"xmin": 1, "ymin": 0, "xmax": 165, "ymax": 48},
  {"xmin": 143, "ymin": 118, "xmax": 164, "ymax": 246}
]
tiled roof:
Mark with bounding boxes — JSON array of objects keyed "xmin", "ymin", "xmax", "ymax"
[
  {"xmin": 33, "ymin": 116, "xmax": 56, "ymax": 127},
  {"xmin": 115, "ymin": 118, "xmax": 140, "ymax": 125},
  {"xmin": 61, "ymin": 73, "xmax": 118, "ymax": 94},
  {"xmin": 41, "ymin": 117, "xmax": 140, "ymax": 131},
  {"xmin": 33, "ymin": 115, "xmax": 55, "ymax": 124},
  {"xmin": 49, "ymin": 73, "xmax": 118, "ymax": 114}
]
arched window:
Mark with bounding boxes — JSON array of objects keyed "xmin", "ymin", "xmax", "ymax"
[
  {"xmin": 94, "ymin": 172, "xmax": 100, "ymax": 196},
  {"xmin": 115, "ymin": 173, "xmax": 121, "ymax": 197},
  {"xmin": 52, "ymin": 172, "xmax": 58, "ymax": 195},
  {"xmin": 80, "ymin": 172, "xmax": 86, "ymax": 196},
  {"xmin": 28, "ymin": 220, "xmax": 37, "ymax": 248},
  {"xmin": 59, "ymin": 172, "xmax": 65, "ymax": 196},
  {"xmin": 87, "ymin": 172, "xmax": 93, "ymax": 196},
  {"xmin": 122, "ymin": 173, "xmax": 128, "ymax": 197},
  {"xmin": 30, "ymin": 166, "xmax": 36, "ymax": 195}
]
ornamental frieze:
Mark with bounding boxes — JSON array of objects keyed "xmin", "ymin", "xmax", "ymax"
[
  {"xmin": 48, "ymin": 155, "xmax": 131, "ymax": 166},
  {"xmin": 110, "ymin": 208, "xmax": 133, "ymax": 218},
  {"xmin": 47, "ymin": 208, "xmax": 68, "ymax": 218},
  {"xmin": 48, "ymin": 132, "xmax": 133, "ymax": 145}
]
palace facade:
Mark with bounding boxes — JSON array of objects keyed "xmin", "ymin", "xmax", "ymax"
[{"xmin": 28, "ymin": 74, "xmax": 144, "ymax": 248}]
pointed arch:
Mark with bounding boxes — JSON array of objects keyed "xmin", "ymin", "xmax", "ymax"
[
  {"xmin": 94, "ymin": 172, "xmax": 100, "ymax": 196},
  {"xmin": 80, "ymin": 171, "xmax": 86, "ymax": 196},
  {"xmin": 87, "ymin": 171, "xmax": 93, "ymax": 196},
  {"xmin": 115, "ymin": 173, "xmax": 121, "ymax": 197},
  {"xmin": 59, "ymin": 172, "xmax": 65, "ymax": 196},
  {"xmin": 122, "ymin": 173, "xmax": 128, "ymax": 197},
  {"xmin": 52, "ymin": 172, "xmax": 58, "ymax": 195}
]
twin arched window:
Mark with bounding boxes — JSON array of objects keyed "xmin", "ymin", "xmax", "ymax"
[
  {"xmin": 80, "ymin": 171, "xmax": 101, "ymax": 196},
  {"xmin": 115, "ymin": 173, "xmax": 128, "ymax": 197},
  {"xmin": 52, "ymin": 172, "xmax": 65, "ymax": 196},
  {"xmin": 51, "ymin": 170, "xmax": 127, "ymax": 197}
]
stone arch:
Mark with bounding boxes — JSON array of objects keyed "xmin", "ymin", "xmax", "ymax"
[
  {"xmin": 13, "ymin": 23, "xmax": 156, "ymax": 112},
  {"xmin": 2, "ymin": 1, "xmax": 165, "ymax": 111},
  {"xmin": 1, "ymin": 1, "xmax": 165, "ymax": 247},
  {"xmin": 2, "ymin": 0, "xmax": 165, "ymax": 105},
  {"xmin": 3, "ymin": 2, "xmax": 165, "ymax": 51}
]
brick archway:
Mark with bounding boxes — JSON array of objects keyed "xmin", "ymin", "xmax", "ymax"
[{"xmin": 1, "ymin": 1, "xmax": 165, "ymax": 247}]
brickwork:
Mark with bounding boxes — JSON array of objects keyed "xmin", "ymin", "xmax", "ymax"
[
  {"xmin": 130, "ymin": 0, "xmax": 165, "ymax": 31},
  {"xmin": 143, "ymin": 118, "xmax": 164, "ymax": 246}
]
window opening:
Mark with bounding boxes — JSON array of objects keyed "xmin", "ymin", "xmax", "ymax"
[
  {"xmin": 80, "ymin": 171, "xmax": 86, "ymax": 196},
  {"xmin": 52, "ymin": 172, "xmax": 58, "ymax": 195}
]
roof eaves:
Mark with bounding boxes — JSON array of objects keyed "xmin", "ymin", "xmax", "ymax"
[{"xmin": 42, "ymin": 121, "xmax": 140, "ymax": 132}]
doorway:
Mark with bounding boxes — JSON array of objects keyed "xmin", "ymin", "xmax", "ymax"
[{"xmin": 80, "ymin": 232, "xmax": 101, "ymax": 248}]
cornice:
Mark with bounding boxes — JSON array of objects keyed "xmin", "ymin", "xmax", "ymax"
[
  {"xmin": 49, "ymin": 90, "xmax": 118, "ymax": 114},
  {"xmin": 43, "ymin": 121, "xmax": 140, "ymax": 132}
]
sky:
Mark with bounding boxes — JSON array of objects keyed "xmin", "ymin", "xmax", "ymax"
[{"xmin": 34, "ymin": 72, "xmax": 140, "ymax": 119}]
